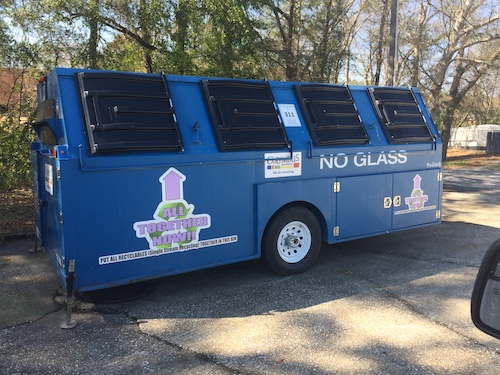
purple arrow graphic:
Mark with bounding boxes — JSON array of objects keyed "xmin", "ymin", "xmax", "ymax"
[
  {"xmin": 160, "ymin": 168, "xmax": 186, "ymax": 201},
  {"xmin": 413, "ymin": 174, "xmax": 422, "ymax": 190}
]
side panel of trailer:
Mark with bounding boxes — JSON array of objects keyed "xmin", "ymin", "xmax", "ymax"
[{"xmin": 31, "ymin": 68, "xmax": 443, "ymax": 292}]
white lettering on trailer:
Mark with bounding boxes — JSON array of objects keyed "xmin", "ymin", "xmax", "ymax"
[
  {"xmin": 98, "ymin": 235, "xmax": 239, "ymax": 265},
  {"xmin": 319, "ymin": 150, "xmax": 407, "ymax": 170},
  {"xmin": 427, "ymin": 162, "xmax": 442, "ymax": 168}
]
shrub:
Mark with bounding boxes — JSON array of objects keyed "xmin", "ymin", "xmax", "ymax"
[{"xmin": 0, "ymin": 114, "xmax": 36, "ymax": 190}]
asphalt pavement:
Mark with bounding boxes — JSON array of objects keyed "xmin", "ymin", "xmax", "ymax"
[{"xmin": 2, "ymin": 167, "xmax": 500, "ymax": 374}]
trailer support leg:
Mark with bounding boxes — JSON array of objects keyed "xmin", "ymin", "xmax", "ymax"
[
  {"xmin": 60, "ymin": 260, "xmax": 77, "ymax": 329},
  {"xmin": 30, "ymin": 235, "xmax": 41, "ymax": 253}
]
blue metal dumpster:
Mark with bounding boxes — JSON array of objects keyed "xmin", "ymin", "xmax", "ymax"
[{"xmin": 31, "ymin": 68, "xmax": 443, "ymax": 293}]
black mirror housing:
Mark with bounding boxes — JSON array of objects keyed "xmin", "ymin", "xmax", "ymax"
[{"xmin": 471, "ymin": 239, "xmax": 500, "ymax": 339}]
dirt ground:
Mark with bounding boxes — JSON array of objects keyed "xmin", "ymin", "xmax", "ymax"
[
  {"xmin": 1, "ymin": 147, "xmax": 499, "ymax": 238},
  {"xmin": 445, "ymin": 147, "xmax": 500, "ymax": 168},
  {"xmin": 0, "ymin": 188, "xmax": 34, "ymax": 238}
]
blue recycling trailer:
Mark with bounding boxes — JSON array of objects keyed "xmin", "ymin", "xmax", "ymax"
[{"xmin": 32, "ymin": 68, "xmax": 443, "ymax": 294}]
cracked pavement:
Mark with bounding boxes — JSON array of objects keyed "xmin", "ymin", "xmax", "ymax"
[{"xmin": 2, "ymin": 167, "xmax": 500, "ymax": 374}]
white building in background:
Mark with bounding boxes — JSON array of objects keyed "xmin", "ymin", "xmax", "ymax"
[{"xmin": 449, "ymin": 124, "xmax": 500, "ymax": 148}]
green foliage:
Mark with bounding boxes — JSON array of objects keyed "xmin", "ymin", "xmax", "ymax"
[
  {"xmin": 0, "ymin": 68, "xmax": 38, "ymax": 190},
  {"xmin": 0, "ymin": 115, "xmax": 36, "ymax": 190},
  {"xmin": 100, "ymin": 35, "xmax": 148, "ymax": 72},
  {"xmin": 200, "ymin": 0, "xmax": 266, "ymax": 79},
  {"xmin": 0, "ymin": 17, "xmax": 15, "ymax": 67}
]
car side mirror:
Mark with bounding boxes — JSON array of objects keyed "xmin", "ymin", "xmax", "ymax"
[{"xmin": 471, "ymin": 239, "xmax": 500, "ymax": 339}]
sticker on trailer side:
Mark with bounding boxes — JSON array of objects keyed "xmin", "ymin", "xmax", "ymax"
[
  {"xmin": 394, "ymin": 174, "xmax": 436, "ymax": 215},
  {"xmin": 44, "ymin": 163, "xmax": 53, "ymax": 195},
  {"xmin": 265, "ymin": 152, "xmax": 302, "ymax": 179},
  {"xmin": 98, "ymin": 167, "xmax": 238, "ymax": 265},
  {"xmin": 277, "ymin": 104, "xmax": 301, "ymax": 127}
]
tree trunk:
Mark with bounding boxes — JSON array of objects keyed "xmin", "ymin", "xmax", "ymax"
[
  {"xmin": 386, "ymin": 0, "xmax": 398, "ymax": 86},
  {"xmin": 410, "ymin": 0, "xmax": 428, "ymax": 87},
  {"xmin": 374, "ymin": 0, "xmax": 389, "ymax": 85},
  {"xmin": 139, "ymin": 0, "xmax": 153, "ymax": 73},
  {"xmin": 438, "ymin": 43, "xmax": 500, "ymax": 160},
  {"xmin": 273, "ymin": 1, "xmax": 300, "ymax": 81},
  {"xmin": 88, "ymin": 0, "xmax": 99, "ymax": 69},
  {"xmin": 314, "ymin": 0, "xmax": 334, "ymax": 82},
  {"xmin": 286, "ymin": 1, "xmax": 298, "ymax": 81}
]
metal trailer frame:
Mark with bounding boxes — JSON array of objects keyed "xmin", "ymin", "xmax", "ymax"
[{"xmin": 31, "ymin": 68, "xmax": 443, "ymax": 297}]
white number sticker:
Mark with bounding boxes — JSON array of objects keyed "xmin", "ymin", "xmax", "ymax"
[{"xmin": 277, "ymin": 104, "xmax": 301, "ymax": 127}]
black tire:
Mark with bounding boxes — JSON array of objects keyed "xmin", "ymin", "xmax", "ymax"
[{"xmin": 262, "ymin": 206, "xmax": 322, "ymax": 275}]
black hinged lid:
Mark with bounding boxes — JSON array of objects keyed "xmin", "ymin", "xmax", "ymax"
[
  {"xmin": 295, "ymin": 84, "xmax": 369, "ymax": 146},
  {"xmin": 201, "ymin": 79, "xmax": 290, "ymax": 151},
  {"xmin": 368, "ymin": 87, "xmax": 434, "ymax": 144},
  {"xmin": 77, "ymin": 72, "xmax": 183, "ymax": 155}
]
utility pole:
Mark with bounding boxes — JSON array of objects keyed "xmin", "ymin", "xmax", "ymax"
[{"xmin": 387, "ymin": 0, "xmax": 398, "ymax": 86}]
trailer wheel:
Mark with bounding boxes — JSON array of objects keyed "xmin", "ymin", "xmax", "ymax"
[{"xmin": 263, "ymin": 206, "xmax": 321, "ymax": 275}]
